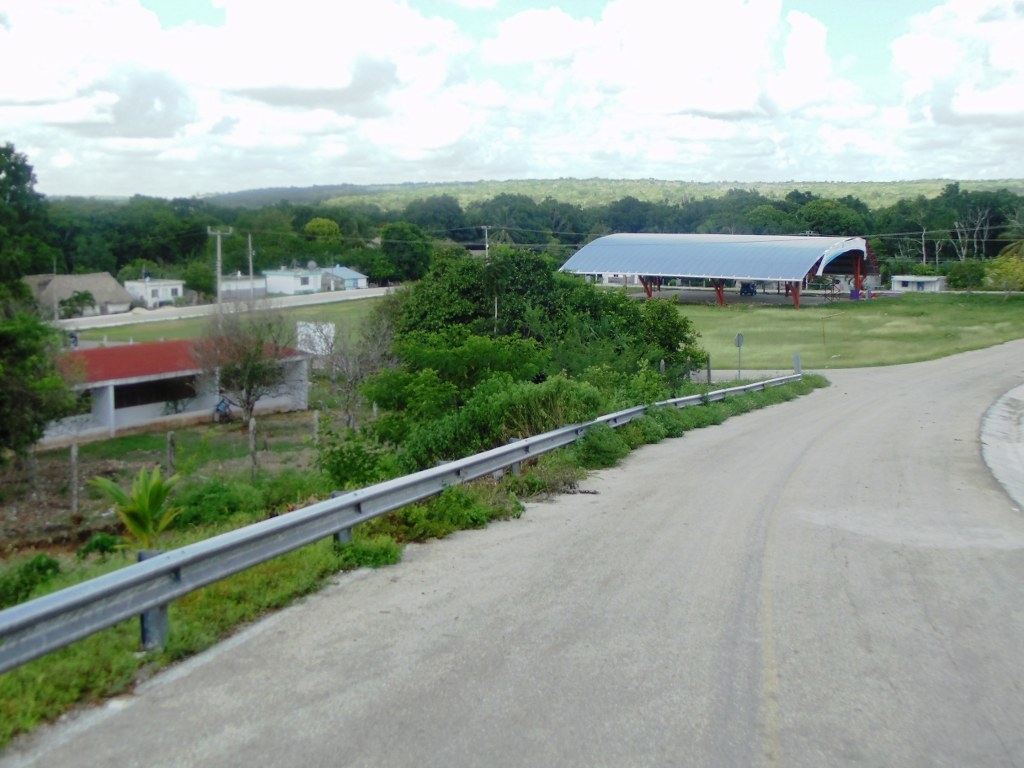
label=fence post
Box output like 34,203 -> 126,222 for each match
167,431 -> 176,475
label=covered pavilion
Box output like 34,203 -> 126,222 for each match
559,233 -> 869,308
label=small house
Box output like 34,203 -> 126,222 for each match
264,268 -> 322,296
322,265 -> 369,290
124,278 -> 186,308
22,273 -> 133,318
890,275 -> 946,293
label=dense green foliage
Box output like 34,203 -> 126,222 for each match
0,554 -> 61,609
5,138 -> 1021,291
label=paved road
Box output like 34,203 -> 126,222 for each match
6,342 -> 1024,767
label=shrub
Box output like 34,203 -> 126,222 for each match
633,414 -> 668,444
648,406 -> 688,438
173,477 -> 264,528
0,554 -> 61,609
75,532 -> 126,560
574,423 -> 630,468
335,535 -> 403,569
502,449 -> 586,498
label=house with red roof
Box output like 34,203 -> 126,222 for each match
43,339 -> 308,446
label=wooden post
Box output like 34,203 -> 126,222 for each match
166,431 -> 176,475
70,443 -> 79,516
249,417 -> 258,480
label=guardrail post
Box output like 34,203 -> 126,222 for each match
334,528 -> 352,546
793,352 -> 802,375
137,551 -> 169,651
509,438 -> 522,477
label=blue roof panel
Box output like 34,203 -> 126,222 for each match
560,233 -> 867,282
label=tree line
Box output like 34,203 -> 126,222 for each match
3,141 -> 1024,298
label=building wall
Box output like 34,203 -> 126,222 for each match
890,275 -> 946,293
265,271 -> 322,295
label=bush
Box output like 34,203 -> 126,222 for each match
335,535 -> 403,570
648,406 -> 688,438
173,477 -> 264,528
633,414 -> 668,444
76,532 -> 126,560
0,554 -> 61,609
573,423 -> 630,468
502,449 -> 586,498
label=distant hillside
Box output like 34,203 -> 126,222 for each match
205,178 -> 1024,211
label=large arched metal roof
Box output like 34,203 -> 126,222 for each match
560,233 -> 867,282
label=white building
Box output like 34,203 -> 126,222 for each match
890,275 -> 947,293
124,278 -> 186,308
221,272 -> 267,300
322,265 -> 369,290
264,268 -> 322,295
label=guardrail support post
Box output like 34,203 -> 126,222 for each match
794,352 -> 802,375
137,550 -> 169,651
334,528 -> 352,546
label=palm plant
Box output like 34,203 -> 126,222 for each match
88,466 -> 182,551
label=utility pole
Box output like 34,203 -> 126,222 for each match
482,225 -> 490,256
247,233 -> 255,304
207,226 -> 233,319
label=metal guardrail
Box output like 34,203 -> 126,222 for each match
0,374 -> 799,674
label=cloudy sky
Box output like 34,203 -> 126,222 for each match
2,0 -> 1022,198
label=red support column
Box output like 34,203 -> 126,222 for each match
713,280 -> 726,306
638,276 -> 653,298
854,254 -> 863,292
791,281 -> 801,309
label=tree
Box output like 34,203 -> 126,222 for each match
58,290 -> 95,319
303,217 -> 341,240
379,222 -> 433,281
0,308 -> 76,462
315,302 -> 396,429
0,143 -> 58,281
193,308 -> 298,423
87,467 -> 181,551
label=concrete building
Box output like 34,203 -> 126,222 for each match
43,339 -> 309,447
322,265 -> 369,290
124,278 -> 186,308
22,273 -> 133,318
890,275 -> 947,293
264,268 -> 322,295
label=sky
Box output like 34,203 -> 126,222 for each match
1,0 -> 1022,198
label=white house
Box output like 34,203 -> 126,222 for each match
264,268 -> 322,295
124,278 -> 186,308
890,275 -> 947,293
322,265 -> 369,290
221,272 -> 268,300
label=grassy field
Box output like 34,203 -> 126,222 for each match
74,291 -> 1024,371
73,298 -> 379,344
685,292 -> 1024,371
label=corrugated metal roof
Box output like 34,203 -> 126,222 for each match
62,339 -> 306,387
560,233 -> 867,282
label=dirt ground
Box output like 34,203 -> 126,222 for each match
0,411 -> 321,558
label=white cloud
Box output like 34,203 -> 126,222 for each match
1,0 -> 1023,196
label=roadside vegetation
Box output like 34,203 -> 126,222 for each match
5,140 -> 1024,751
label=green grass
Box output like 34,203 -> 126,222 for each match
77,292 -> 1024,371
685,293 -> 1024,371
74,297 -> 379,344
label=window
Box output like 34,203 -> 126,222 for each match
171,288 -> 179,297
300,277 -> 309,286
151,289 -> 158,298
